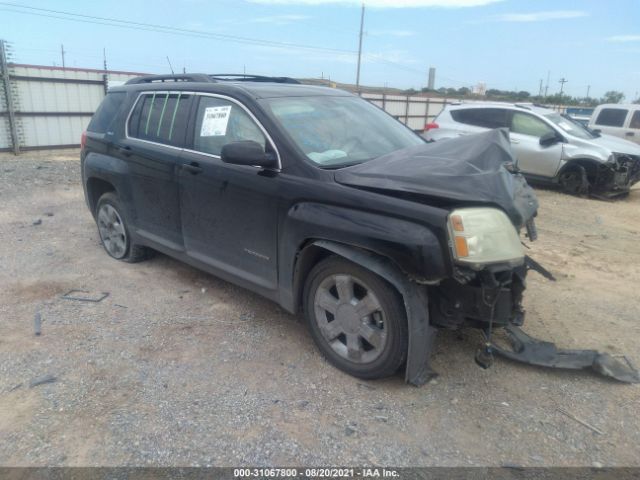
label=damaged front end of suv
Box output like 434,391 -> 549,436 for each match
595,153 -> 640,196
336,129 -> 639,385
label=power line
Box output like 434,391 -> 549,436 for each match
0,3 -> 357,56
355,3 -> 365,89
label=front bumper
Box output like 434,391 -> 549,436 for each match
429,264 -> 526,330
592,154 -> 640,196
423,258 -> 639,384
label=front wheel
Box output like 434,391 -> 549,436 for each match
558,166 -> 590,195
303,256 -> 408,380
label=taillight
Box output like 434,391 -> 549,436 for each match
80,131 -> 87,151
425,122 -> 439,131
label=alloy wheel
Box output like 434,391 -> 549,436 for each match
313,274 -> 388,364
97,203 -> 127,259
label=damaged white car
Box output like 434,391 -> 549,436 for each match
425,102 -> 640,197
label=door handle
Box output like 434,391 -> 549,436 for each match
182,162 -> 203,175
510,139 -> 520,144
115,144 -> 133,156
626,131 -> 635,136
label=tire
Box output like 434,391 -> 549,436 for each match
95,192 -> 153,263
303,256 -> 408,380
559,166 -> 590,196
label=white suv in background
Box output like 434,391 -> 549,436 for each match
424,103 -> 640,197
589,104 -> 640,144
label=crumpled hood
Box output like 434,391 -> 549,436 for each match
334,128 -> 539,228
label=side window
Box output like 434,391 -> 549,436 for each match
510,112 -> 555,138
595,108 -> 628,127
88,92 -> 126,133
629,110 -> 640,129
451,108 -> 508,129
192,96 -> 266,156
128,92 -> 192,147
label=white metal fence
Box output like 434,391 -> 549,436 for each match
360,92 -> 450,131
0,58 -> 143,153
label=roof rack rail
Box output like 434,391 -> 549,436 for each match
209,74 -> 301,84
125,74 -> 214,85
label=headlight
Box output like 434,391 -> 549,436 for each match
448,207 -> 524,269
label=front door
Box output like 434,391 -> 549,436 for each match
509,111 -> 563,178
179,95 -> 280,291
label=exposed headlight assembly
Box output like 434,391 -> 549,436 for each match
448,207 -> 524,270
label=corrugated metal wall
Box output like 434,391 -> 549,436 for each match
361,93 -> 450,131
0,64 -> 452,151
0,64 -> 144,152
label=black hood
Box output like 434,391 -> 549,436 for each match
334,129 -> 538,227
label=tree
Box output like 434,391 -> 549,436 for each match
601,90 -> 625,104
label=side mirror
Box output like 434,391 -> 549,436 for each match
539,131 -> 560,147
220,141 -> 278,168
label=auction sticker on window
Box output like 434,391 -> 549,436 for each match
200,105 -> 232,136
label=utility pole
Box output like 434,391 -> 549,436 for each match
355,2 -> 365,90
0,39 -> 19,154
586,85 -> 591,99
60,44 -> 66,68
102,47 -> 108,95
558,77 -> 568,96
544,70 -> 550,98
538,79 -> 543,97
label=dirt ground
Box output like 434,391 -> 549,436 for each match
0,150 -> 639,467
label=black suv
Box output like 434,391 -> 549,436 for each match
82,74 -> 636,385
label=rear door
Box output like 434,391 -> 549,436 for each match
625,109 -> 640,144
450,107 -> 509,134
120,91 -> 193,249
591,107 -> 630,139
509,111 -> 563,178
178,94 -> 280,291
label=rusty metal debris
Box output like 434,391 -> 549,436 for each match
557,407 -> 605,435
61,289 -> 109,303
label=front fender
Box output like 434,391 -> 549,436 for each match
281,202 -> 449,283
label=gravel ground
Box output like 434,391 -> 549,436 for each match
0,150 -> 639,467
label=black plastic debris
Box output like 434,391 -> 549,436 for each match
491,325 -> 640,383
29,374 -> 57,388
33,312 -> 42,336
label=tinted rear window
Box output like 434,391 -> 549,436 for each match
451,108 -> 509,129
128,92 -> 192,147
595,108 -> 628,127
87,92 -> 126,133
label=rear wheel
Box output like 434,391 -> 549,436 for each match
303,256 -> 408,380
95,192 -> 153,263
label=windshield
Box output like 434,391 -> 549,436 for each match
262,95 -> 425,167
544,112 -> 596,140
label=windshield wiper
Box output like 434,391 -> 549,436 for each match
320,160 -> 366,169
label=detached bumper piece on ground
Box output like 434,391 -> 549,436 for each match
490,325 -> 640,384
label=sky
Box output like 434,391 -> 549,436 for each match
1,0 -> 639,100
